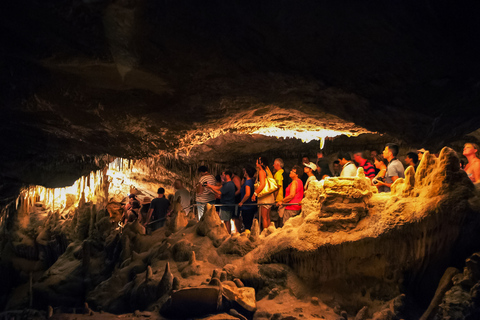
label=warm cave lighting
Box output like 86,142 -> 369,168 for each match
252,127 -> 352,149
16,158 -> 133,216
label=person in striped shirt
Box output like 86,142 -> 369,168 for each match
353,151 -> 376,181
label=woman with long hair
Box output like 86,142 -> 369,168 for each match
251,156 -> 275,230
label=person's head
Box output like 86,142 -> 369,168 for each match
131,201 -> 141,210
405,152 -> 418,166
222,170 -> 232,181
370,150 -> 379,159
353,151 -> 366,164
273,158 -> 284,171
333,160 -> 341,172
174,179 -> 183,190
157,187 -> 165,196
383,143 -> 399,160
244,165 -> 256,179
128,194 -> 137,204
303,162 -> 317,175
256,156 -> 269,169
337,151 -> 352,166
317,151 -> 325,159
215,175 -> 222,183
417,148 -> 427,161
301,156 -> 310,165
463,143 -> 479,158
198,165 -> 209,175
373,155 -> 388,169
290,165 -> 303,179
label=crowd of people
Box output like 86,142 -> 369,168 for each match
122,142 -> 480,234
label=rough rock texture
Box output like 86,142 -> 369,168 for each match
197,204 -> 230,247
303,167 -> 374,232
3,146 -> 480,319
239,147 -> 478,310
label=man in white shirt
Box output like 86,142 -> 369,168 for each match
338,151 -> 357,177
196,166 -> 216,220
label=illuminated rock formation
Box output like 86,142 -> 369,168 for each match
238,147 -> 479,310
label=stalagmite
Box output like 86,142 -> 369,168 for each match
196,204 -> 229,247
402,166 -> 416,197
157,262 -> 174,297
146,265 -> 153,282
249,219 -> 260,242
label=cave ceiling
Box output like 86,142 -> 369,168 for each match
1,0 -> 480,192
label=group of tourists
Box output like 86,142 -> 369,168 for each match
122,142 -> 480,234
121,179 -> 192,232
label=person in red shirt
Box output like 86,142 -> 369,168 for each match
353,151 -> 376,180
276,165 -> 304,224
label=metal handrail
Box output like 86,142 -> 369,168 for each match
144,203 -> 302,227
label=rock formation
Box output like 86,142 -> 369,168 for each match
1,147 -> 480,319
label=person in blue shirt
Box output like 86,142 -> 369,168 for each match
207,170 -> 236,233
238,165 -> 257,231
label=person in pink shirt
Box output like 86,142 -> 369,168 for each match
276,165 -> 304,224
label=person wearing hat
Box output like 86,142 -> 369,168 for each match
303,162 -> 318,191
417,148 -> 427,162
139,196 -> 151,224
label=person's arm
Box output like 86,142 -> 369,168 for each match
239,185 -> 251,207
278,180 -> 297,206
252,170 -> 266,201
273,173 -> 283,201
206,183 -> 222,196
196,180 -> 204,195
145,208 -> 153,225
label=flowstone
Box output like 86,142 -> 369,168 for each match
241,147 -> 479,311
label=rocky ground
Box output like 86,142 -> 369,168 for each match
1,147 -> 480,320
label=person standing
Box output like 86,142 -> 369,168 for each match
353,151 -> 375,180
300,156 -> 310,187
272,158 -> 285,227
173,179 -> 191,214
208,171 -> 237,233
251,157 -> 275,231
464,143 -> 480,183
331,160 -> 342,177
303,162 -> 318,191
376,143 -> 405,192
238,166 -> 257,231
372,155 -> 388,193
196,166 -> 216,220
316,151 -> 332,179
277,165 -> 304,224
338,152 -> 357,177
146,188 -> 170,231
404,152 -> 419,172
231,171 -> 242,205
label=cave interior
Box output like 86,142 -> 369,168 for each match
1,1 -> 480,319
